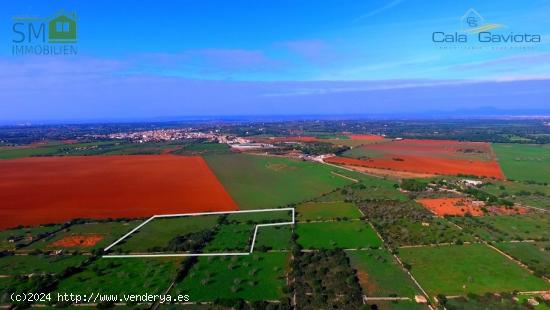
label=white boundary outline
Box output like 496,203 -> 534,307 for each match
102,208 -> 295,258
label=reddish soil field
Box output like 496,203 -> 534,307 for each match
0,155 -> 238,229
335,139 -> 504,178
360,139 -> 496,161
486,205 -> 529,215
346,134 -> 385,141
325,155 -> 505,179
417,198 -> 484,216
356,270 -> 377,294
50,235 -> 103,247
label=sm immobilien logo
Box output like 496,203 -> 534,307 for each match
12,10 -> 78,56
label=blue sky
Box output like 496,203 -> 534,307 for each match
1,0 -> 550,121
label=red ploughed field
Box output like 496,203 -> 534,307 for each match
0,155 -> 238,229
50,235 -> 104,247
360,139 -> 496,161
326,155 -> 504,179
417,198 -> 484,216
328,139 -> 505,179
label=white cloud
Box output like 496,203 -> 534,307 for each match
355,0 -> 405,21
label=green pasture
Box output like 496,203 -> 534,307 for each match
347,249 -> 419,297
495,241 -> 550,278
55,258 -> 182,296
28,221 -> 141,251
297,201 -> 362,221
204,154 -> 355,209
174,253 -> 288,301
113,216 -> 219,253
399,244 -> 550,298
0,254 -> 87,276
297,221 -> 381,249
493,143 -> 550,183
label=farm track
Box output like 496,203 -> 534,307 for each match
330,171 -> 359,183
363,220 -> 434,309
435,214 -> 550,292
485,242 -> 550,284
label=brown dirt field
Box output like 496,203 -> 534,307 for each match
356,270 -> 378,295
360,139 -> 496,161
0,155 -> 238,229
325,155 -> 504,179
487,205 -> 529,215
346,134 -> 385,141
417,198 -> 484,216
50,235 -> 103,247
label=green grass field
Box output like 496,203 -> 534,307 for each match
482,180 -> 550,210
0,225 -> 61,250
204,154 -> 355,209
0,141 -> 200,159
110,210 -> 293,254
174,253 -> 288,301
297,221 -> 381,249
297,202 -> 362,221
28,221 -> 141,251
493,143 -> 550,183
0,278 -> 16,303
0,277 -> 45,304
0,254 -> 87,275
85,141 -> 184,155
342,146 -> 383,159
324,139 -> 387,148
301,131 -> 350,140
399,244 -> 550,297
114,216 -> 219,253
225,210 -> 292,224
55,258 -> 182,296
0,141 -> 117,159
445,295 -> 540,310
367,301 -> 429,310
449,215 -> 550,242
173,142 -> 230,155
203,224 -> 253,252
480,215 -> 550,240
315,179 -> 406,202
495,241 -> 550,278
347,250 -> 419,297
483,180 -> 550,197
254,226 -> 292,251
379,218 -> 475,247
0,142 -> 75,159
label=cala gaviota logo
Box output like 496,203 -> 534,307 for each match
432,8 -> 541,44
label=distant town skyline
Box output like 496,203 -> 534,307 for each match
2,0 -> 550,122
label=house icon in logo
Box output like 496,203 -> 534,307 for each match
461,8 -> 484,32
48,11 -> 77,43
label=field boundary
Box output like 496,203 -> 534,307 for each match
102,208 -> 295,258
364,220 -> 434,309
330,171 -> 359,183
